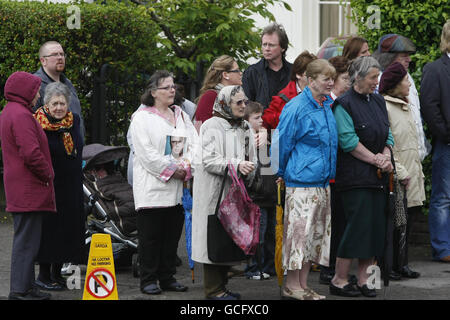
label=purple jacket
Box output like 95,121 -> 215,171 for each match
0,71 -> 56,213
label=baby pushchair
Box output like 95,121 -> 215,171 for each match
82,143 -> 139,277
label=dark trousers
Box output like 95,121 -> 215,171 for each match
38,263 -> 63,282
203,264 -> 231,297
245,206 -> 276,275
393,206 -> 421,271
10,212 -> 43,293
137,205 -> 184,289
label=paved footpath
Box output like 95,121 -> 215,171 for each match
1,218 -> 449,304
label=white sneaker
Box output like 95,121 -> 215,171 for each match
61,263 -> 78,276
248,272 -> 270,280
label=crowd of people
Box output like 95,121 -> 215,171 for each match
0,19 -> 449,301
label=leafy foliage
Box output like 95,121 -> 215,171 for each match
142,0 -> 292,73
0,0 -> 290,144
350,0 -> 449,86
0,0 -> 161,139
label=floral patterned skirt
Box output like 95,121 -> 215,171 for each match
282,186 -> 332,270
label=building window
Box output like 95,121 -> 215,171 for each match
319,1 -> 356,44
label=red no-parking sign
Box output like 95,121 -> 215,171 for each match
86,268 -> 116,299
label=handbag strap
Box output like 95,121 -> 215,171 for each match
387,145 -> 397,174
228,163 -> 251,202
214,165 -> 229,216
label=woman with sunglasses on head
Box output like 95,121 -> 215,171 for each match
272,59 -> 338,300
192,85 -> 258,300
128,70 -> 199,296
194,55 -> 243,130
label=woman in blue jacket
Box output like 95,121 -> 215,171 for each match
272,59 -> 337,300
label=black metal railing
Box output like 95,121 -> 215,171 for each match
89,62 -> 204,147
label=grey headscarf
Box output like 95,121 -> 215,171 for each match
212,85 -> 249,129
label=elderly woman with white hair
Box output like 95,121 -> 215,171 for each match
192,85 -> 257,300
330,56 -> 394,298
33,81 -> 85,291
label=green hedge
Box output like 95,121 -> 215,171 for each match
351,0 -> 450,214
0,0 -> 161,142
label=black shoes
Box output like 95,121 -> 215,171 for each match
357,284 -> 377,298
389,270 -> 402,281
387,266 -> 421,281
141,283 -> 162,295
142,281 -> 188,295
399,266 -> 421,279
161,281 -> 188,292
329,282 -> 361,297
8,288 -> 51,300
35,279 -> 65,291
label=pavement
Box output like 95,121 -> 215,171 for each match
1,214 -> 449,303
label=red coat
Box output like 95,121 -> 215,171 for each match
262,81 -> 299,130
0,72 -> 56,213
194,89 -> 218,124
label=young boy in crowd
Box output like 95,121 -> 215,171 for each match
244,101 -> 278,280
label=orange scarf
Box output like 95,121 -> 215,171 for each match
34,107 -> 75,156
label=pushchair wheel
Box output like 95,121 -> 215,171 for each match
132,253 -> 140,278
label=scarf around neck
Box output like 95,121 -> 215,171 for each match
34,106 -> 75,156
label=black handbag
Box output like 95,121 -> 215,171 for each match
207,166 -> 247,263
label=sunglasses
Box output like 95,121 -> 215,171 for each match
227,69 -> 241,73
234,99 -> 249,106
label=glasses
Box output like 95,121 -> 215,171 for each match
227,69 -> 241,73
43,52 -> 66,58
234,99 -> 249,106
157,85 -> 177,91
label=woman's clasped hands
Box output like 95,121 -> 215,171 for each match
373,153 -> 393,173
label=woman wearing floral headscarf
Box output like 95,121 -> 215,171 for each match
192,85 -> 258,300
33,82 -> 85,291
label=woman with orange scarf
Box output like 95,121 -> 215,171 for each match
33,82 -> 85,291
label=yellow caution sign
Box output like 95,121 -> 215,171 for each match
82,233 -> 118,300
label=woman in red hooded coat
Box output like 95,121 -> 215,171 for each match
0,71 -> 56,300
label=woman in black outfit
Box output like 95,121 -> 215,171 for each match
34,82 -> 85,290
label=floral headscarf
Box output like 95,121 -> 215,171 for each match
212,85 -> 249,130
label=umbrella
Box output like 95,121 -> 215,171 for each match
182,183 -> 195,283
393,176 -> 408,276
382,171 -> 395,299
274,182 -> 285,289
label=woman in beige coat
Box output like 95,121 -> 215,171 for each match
192,85 -> 257,300
379,62 -> 425,279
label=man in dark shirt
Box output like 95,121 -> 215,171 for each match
34,41 -> 85,141
242,23 -> 292,110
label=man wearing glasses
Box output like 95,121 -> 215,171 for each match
242,23 -> 292,110
34,41 -> 84,141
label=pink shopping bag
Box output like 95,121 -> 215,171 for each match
217,163 -> 261,255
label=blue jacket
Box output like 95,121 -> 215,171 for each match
271,86 -> 338,188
